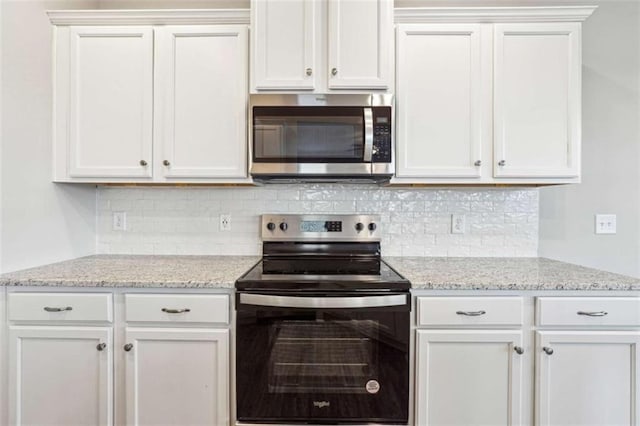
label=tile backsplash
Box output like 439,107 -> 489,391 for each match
97,185 -> 539,257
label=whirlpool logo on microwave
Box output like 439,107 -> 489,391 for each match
313,401 -> 330,408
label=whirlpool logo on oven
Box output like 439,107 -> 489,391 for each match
313,401 -> 330,408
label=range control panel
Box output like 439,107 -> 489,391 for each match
372,107 -> 392,163
262,214 -> 380,242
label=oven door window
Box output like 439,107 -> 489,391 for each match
253,107 -> 364,163
236,305 -> 409,423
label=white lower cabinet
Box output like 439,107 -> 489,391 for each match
8,326 -> 113,426
124,327 -> 230,426
536,331 -> 640,426
416,329 -> 523,426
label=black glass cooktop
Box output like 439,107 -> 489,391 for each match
235,259 -> 410,292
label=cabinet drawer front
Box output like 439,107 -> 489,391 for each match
8,293 -> 112,322
537,297 -> 640,327
417,297 -> 523,327
125,294 -> 229,324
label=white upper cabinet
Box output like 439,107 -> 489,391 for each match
327,0 -> 392,90
50,11 -> 251,183
251,0 -> 392,92
393,7 -> 595,185
494,23 -> 581,178
251,0 -> 317,90
66,26 -> 153,179
396,24 -> 484,178
155,26 -> 248,179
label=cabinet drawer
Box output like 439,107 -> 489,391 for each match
125,294 -> 229,324
537,297 -> 640,327
8,292 -> 112,322
417,297 -> 523,327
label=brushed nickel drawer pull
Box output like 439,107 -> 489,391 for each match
577,311 -> 608,317
543,346 -> 554,355
456,310 -> 486,316
44,306 -> 72,312
124,343 -> 133,352
96,343 -> 107,351
514,346 -> 524,355
162,308 -> 191,314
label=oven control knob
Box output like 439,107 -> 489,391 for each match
279,222 -> 288,231
266,222 -> 276,231
355,222 -> 364,232
368,223 -> 377,231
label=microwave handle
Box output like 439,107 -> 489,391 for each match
363,108 -> 374,162
239,293 -> 407,309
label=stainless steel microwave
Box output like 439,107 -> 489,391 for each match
249,94 -> 394,184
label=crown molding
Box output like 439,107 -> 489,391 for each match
47,9 -> 250,25
394,6 -> 597,24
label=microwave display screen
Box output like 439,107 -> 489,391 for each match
253,107 -> 365,163
376,117 -> 389,124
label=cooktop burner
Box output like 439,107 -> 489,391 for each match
235,214 -> 410,292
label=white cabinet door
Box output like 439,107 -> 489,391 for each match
396,24 -> 484,178
251,0 -> 317,91
124,327 -> 229,426
8,326 -> 113,426
155,26 -> 248,179
536,331 -> 640,426
494,23 -> 581,178
416,330 -> 523,426
327,0 -> 392,89
68,26 -> 153,178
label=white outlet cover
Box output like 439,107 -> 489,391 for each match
113,211 -> 126,231
451,214 -> 465,234
220,214 -> 231,231
595,214 -> 616,234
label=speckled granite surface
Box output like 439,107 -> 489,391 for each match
385,257 -> 640,291
1,255 -> 638,291
0,255 -> 260,288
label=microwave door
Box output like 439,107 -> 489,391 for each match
252,106 -> 368,164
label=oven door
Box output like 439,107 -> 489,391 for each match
236,292 -> 410,424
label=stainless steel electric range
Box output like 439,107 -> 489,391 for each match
235,214 -> 410,425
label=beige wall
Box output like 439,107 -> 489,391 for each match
538,0 -> 640,277
0,0 -> 98,273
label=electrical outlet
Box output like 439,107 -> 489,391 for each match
113,211 -> 127,231
595,214 -> 616,234
220,214 -> 231,231
451,214 -> 465,234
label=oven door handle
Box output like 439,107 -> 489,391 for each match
239,293 -> 407,309
363,108 -> 374,162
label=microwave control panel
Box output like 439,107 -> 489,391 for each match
372,107 -> 392,163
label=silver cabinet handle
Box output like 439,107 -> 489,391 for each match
514,346 -> 524,355
240,293 -> 406,309
456,310 -> 486,316
96,343 -> 107,351
577,311 -> 608,317
331,68 -> 338,76
161,308 -> 191,314
498,160 -> 506,166
44,306 -> 72,312
474,160 -> 482,166
363,108 -> 373,162
139,160 -> 148,166
306,68 -> 312,76
163,160 -> 170,166
124,343 -> 133,352
543,346 -> 554,355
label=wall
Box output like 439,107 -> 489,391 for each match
97,186 -> 539,257
538,0 -> 640,277
0,0 -> 98,273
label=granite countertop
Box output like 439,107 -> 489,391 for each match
0,255 -> 260,288
384,257 -> 640,291
1,255 -> 639,291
